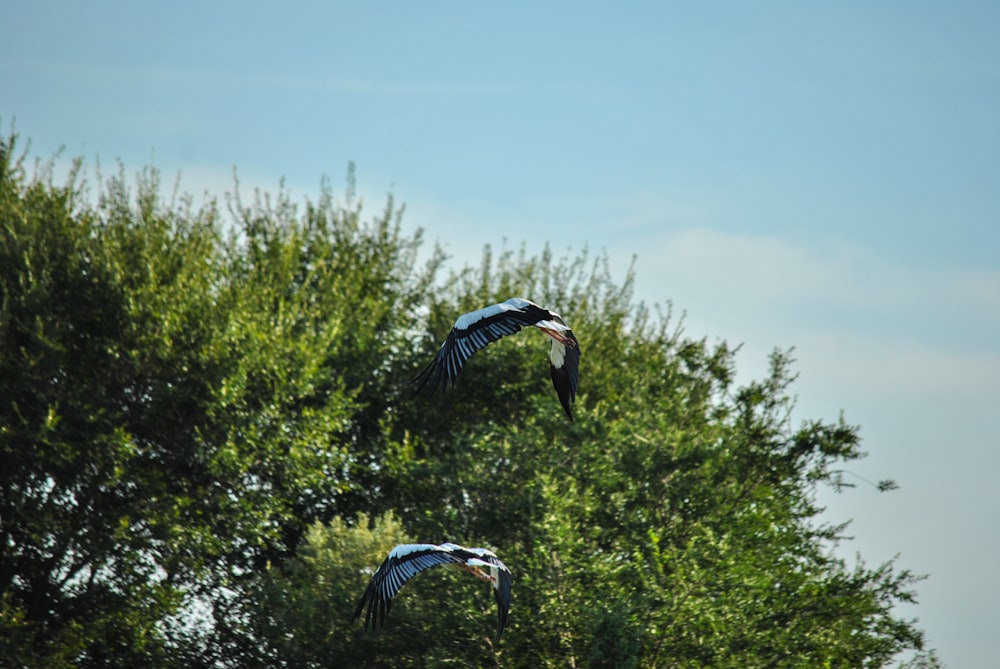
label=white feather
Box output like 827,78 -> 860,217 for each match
389,543 -> 446,559
549,340 -> 566,368
454,299 -> 523,330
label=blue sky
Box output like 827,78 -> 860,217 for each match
4,1 -> 998,665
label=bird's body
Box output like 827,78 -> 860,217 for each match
353,542 -> 513,641
415,297 -> 581,420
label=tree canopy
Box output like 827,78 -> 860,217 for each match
0,131 -> 940,668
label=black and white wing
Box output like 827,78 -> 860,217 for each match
458,546 -> 514,641
414,297 -> 553,393
353,542 -> 514,641
479,553 -> 513,641
548,327 -> 580,420
352,543 -> 466,632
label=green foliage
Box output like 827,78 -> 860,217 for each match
236,512 -> 413,668
238,512 -> 507,668
0,128 -> 939,667
0,132 -> 439,666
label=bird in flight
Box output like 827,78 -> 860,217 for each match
353,542 -> 513,642
414,297 -> 581,420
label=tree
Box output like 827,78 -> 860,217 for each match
0,129 -> 940,667
0,132 -> 439,666
253,245 -> 938,668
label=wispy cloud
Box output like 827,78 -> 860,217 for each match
632,227 -> 1000,348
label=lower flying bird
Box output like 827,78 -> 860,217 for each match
414,297 -> 581,420
353,542 -> 513,641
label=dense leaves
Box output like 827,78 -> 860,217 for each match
0,130 -> 939,667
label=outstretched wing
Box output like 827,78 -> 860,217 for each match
352,544 -> 465,631
549,329 -> 581,421
492,563 -> 514,642
414,298 -> 552,393
454,548 -> 514,642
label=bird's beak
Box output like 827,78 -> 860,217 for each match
539,326 -> 575,347
463,565 -> 495,583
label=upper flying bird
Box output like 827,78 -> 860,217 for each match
353,542 -> 513,642
414,297 -> 581,420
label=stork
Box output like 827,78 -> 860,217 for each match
414,297 -> 580,420
353,542 -> 513,642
